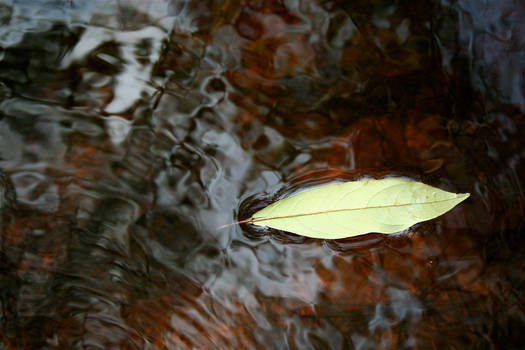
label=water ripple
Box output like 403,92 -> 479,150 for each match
0,0 -> 524,349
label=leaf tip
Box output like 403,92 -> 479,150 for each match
458,192 -> 470,200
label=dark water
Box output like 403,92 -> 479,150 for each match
0,0 -> 524,349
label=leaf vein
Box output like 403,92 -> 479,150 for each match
249,197 -> 462,224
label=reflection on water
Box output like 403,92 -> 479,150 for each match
1,0 -> 524,348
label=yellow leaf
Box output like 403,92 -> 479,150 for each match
247,179 -> 469,239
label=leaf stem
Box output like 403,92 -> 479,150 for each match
217,218 -> 253,229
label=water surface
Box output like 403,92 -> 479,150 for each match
1,0 -> 524,348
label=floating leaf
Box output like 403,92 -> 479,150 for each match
244,179 -> 469,239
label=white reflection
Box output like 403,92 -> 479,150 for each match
62,26 -> 167,114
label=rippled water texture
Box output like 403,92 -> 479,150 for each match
1,0 -> 524,348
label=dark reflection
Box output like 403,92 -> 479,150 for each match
327,233 -> 387,252
0,0 -> 524,348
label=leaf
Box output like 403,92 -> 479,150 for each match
246,179 -> 469,239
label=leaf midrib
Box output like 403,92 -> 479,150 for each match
249,196 -> 465,224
